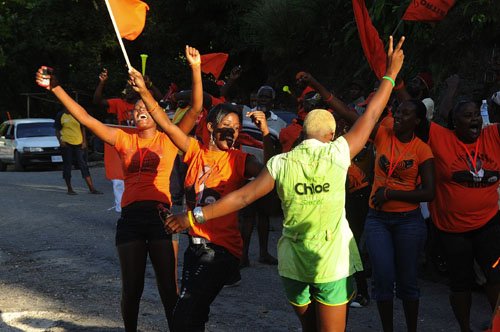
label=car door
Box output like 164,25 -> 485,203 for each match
0,122 -> 13,161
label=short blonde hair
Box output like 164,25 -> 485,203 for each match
303,109 -> 336,138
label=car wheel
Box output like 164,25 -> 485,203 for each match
0,160 -> 6,171
14,151 -> 24,171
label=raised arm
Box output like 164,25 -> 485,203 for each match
36,67 -> 118,145
298,72 -> 358,125
243,110 -> 275,178
438,74 -> 460,121
220,65 -> 242,99
164,168 -> 276,233
178,46 -> 203,133
128,46 -> 203,153
92,68 -> 110,109
344,36 -> 405,159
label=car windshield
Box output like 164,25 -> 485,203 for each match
16,123 -> 55,138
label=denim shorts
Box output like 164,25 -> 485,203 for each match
365,208 -> 427,301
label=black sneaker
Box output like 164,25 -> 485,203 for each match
223,270 -> 241,288
349,294 -> 370,308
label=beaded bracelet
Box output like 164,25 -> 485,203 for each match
189,61 -> 201,67
382,76 -> 396,87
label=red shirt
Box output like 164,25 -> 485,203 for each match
279,120 -> 303,153
428,123 -> 500,232
183,138 -> 248,258
107,98 -> 135,125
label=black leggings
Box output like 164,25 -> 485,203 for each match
115,201 -> 178,331
117,239 -> 178,331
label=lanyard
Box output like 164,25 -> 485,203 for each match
136,132 -> 158,181
457,138 -> 480,175
387,134 -> 415,178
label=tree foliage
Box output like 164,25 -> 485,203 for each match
1,0 -> 499,119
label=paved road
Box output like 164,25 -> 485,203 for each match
0,165 -> 493,331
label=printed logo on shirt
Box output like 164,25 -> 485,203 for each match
185,164 -> 223,209
127,150 -> 160,175
294,182 -> 330,195
379,154 -> 414,181
451,152 -> 499,188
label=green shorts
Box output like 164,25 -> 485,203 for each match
281,275 -> 355,306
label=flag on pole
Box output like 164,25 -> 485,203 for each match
108,0 -> 150,41
200,53 -> 229,80
403,0 -> 456,22
352,0 -> 386,79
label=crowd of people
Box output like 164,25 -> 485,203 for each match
35,35 -> 499,332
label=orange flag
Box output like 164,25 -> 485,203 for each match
200,53 -> 229,80
403,0 -> 456,22
108,0 -> 150,41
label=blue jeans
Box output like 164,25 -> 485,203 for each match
365,208 -> 426,301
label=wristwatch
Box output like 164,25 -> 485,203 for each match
192,206 -> 206,224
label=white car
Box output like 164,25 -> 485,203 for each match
0,119 -> 62,171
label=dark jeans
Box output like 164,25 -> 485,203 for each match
61,144 -> 90,180
172,242 -> 239,332
365,208 -> 427,301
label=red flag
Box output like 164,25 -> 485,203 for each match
352,0 -> 386,79
108,0 -> 149,41
403,0 -> 456,22
200,53 -> 229,80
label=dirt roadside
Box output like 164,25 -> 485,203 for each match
0,166 -> 493,331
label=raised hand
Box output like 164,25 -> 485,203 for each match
98,68 -> 108,83
185,45 -> 201,66
445,74 -> 460,88
228,65 -> 242,80
127,67 -> 147,93
386,36 -> 405,78
35,66 -> 59,90
247,110 -> 270,136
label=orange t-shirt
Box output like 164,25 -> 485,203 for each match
183,138 -> 248,258
380,113 -> 394,128
428,123 -> 500,232
114,130 -> 178,208
347,163 -> 370,193
107,98 -> 135,125
370,126 -> 434,212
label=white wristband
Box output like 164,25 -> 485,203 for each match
192,206 -> 206,224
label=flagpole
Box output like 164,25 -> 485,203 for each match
391,18 -> 404,37
103,0 -> 132,71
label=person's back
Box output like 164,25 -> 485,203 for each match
268,118 -> 362,282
